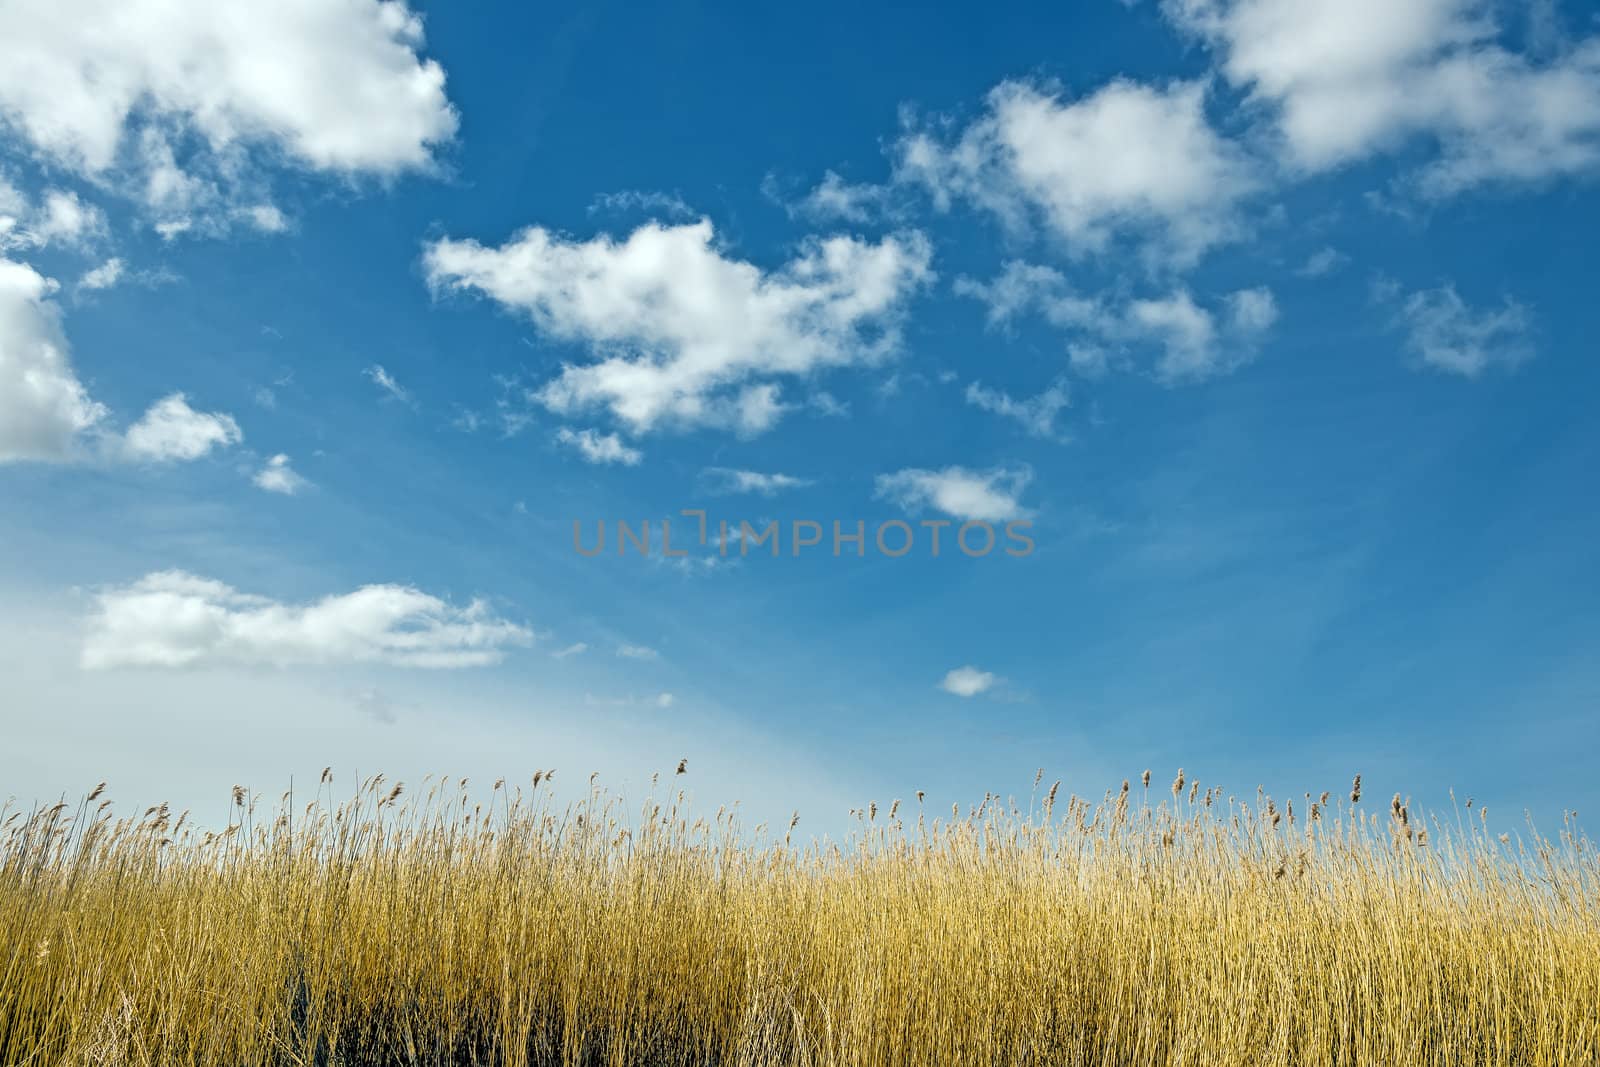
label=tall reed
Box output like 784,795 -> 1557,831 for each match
3,769 -> 1596,1066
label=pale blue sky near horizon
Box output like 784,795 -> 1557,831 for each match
1,0 -> 1597,834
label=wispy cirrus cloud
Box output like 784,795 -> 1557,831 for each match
699,467 -> 813,495
964,379 -> 1070,439
364,364 -> 412,405
765,170 -> 898,224
1378,280 -> 1534,376
1296,247 -> 1350,278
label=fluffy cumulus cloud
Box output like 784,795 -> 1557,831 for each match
875,465 -> 1033,522
81,571 -> 532,670
554,427 -> 643,466
422,219 -> 934,436
0,0 -> 457,233
1,262 -> 245,464
939,665 -> 998,698
0,257 -> 108,461
121,393 -> 241,463
897,79 -> 1257,265
1164,0 -> 1600,193
957,261 -> 1277,383
1387,282 -> 1533,376
253,453 -> 310,494
700,467 -> 813,495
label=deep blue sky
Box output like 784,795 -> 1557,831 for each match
1,0 -> 1597,833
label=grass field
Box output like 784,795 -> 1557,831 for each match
3,767 -> 1597,1066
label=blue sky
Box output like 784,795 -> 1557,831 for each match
2,0 -> 1598,833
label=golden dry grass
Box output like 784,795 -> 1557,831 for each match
3,768 -> 1598,1066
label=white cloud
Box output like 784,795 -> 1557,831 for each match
955,261 -> 1105,330
253,453 -> 309,495
655,692 -> 675,709
2,262 -> 240,465
422,219 -> 933,436
1126,291 -> 1225,381
700,467 -> 813,495
654,552 -> 732,578
807,391 -> 850,418
1128,287 -> 1279,382
12,190 -> 107,250
242,204 -> 290,234
77,257 -> 125,291
1227,286 -> 1280,333
897,78 -> 1257,265
958,262 -> 1277,383
1,257 -> 109,462
1296,247 -> 1349,277
1164,0 -> 1600,193
122,393 -> 241,463
1065,343 -> 1111,379
939,665 -> 998,698
33,190 -> 105,246
363,363 -> 410,404
0,176 -> 22,216
617,643 -> 660,661
0,0 -> 457,233
0,1 -> 455,173
729,382 -> 789,435
554,426 -> 643,466
588,190 -> 695,219
1389,282 -> 1533,376
550,642 -> 588,659
82,571 -> 530,670
788,170 -> 894,223
80,258 -> 176,293
0,187 -> 108,252
965,379 -> 1070,439
875,465 -> 1033,522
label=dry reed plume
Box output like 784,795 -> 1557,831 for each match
3,768 -> 1598,1066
